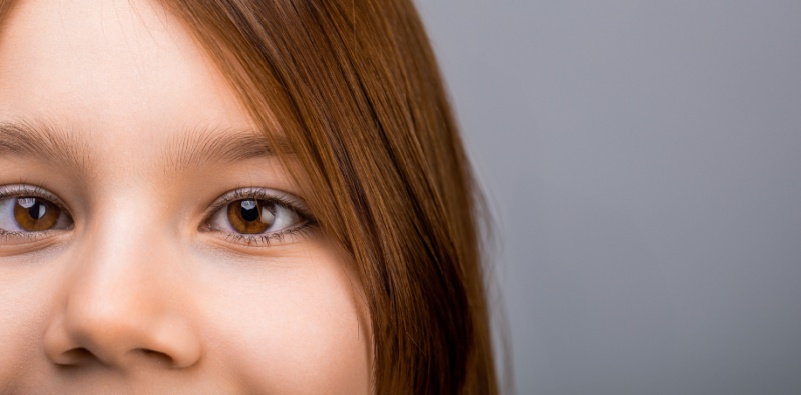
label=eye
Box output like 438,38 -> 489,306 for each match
202,188 -> 315,246
217,198 -> 301,234
0,186 -> 73,236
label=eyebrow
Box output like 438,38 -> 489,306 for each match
0,119 -> 93,174
165,124 -> 290,173
0,119 -> 290,176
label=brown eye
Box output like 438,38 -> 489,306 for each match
226,199 -> 277,234
13,197 -> 61,231
204,190 -> 310,244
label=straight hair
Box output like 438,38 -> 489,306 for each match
0,0 -> 500,393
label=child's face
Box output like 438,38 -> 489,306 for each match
0,0 -> 370,392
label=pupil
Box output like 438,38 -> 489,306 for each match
240,200 -> 259,222
27,200 -> 46,220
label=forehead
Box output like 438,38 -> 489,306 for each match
0,0 -> 252,150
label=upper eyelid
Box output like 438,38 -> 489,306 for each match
0,184 -> 70,210
204,187 -> 313,218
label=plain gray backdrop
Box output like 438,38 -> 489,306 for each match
414,1 -> 801,394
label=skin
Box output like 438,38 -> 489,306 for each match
0,0 -> 371,393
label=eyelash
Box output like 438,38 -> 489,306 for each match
0,184 -> 318,247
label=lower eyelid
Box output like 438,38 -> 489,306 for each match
217,221 -> 317,247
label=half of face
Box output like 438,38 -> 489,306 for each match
0,0 -> 371,393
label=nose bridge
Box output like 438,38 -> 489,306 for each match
69,224 -> 161,331
45,196 -> 201,368
69,197 -> 165,316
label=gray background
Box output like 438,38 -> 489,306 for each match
414,1 -> 801,394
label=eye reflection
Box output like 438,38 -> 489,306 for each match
227,199 -> 276,234
0,190 -> 73,234
14,197 -> 61,231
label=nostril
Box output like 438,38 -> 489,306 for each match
55,347 -> 96,366
51,347 -> 185,369
44,310 -> 203,369
133,348 -> 174,367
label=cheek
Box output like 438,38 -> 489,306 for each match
0,272 -> 37,385
0,256 -> 64,385
193,246 -> 372,394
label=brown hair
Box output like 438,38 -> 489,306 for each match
1,0 -> 500,393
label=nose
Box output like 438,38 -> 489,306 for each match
43,216 -> 202,370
